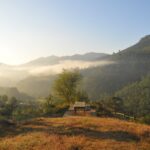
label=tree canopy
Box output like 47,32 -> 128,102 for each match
53,70 -> 82,104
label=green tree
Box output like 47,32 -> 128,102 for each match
0,96 -> 18,119
42,94 -> 56,115
53,70 -> 82,104
5,97 -> 18,119
95,101 -> 112,117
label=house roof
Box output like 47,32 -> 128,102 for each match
73,101 -> 86,108
68,101 -> 88,111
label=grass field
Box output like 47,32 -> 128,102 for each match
0,117 -> 150,150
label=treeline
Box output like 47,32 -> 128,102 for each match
0,94 -> 69,122
0,95 -> 39,121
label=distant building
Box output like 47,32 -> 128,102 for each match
64,101 -> 95,117
69,101 -> 90,112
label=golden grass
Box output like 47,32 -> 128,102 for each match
0,117 -> 150,150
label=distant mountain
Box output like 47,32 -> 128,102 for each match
61,52 -> 108,61
2,35 -> 150,100
22,52 -> 108,67
0,87 -> 33,100
16,53 -> 110,98
22,55 -> 59,67
110,35 -> 150,61
0,52 -> 109,88
16,35 -> 150,99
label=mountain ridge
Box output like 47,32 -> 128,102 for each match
1,35 -> 150,99
21,52 -> 109,67
0,52 -> 109,67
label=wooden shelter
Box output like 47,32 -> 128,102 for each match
73,101 -> 86,113
67,101 -> 91,115
63,101 -> 96,117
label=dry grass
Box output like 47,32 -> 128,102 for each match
0,117 -> 150,150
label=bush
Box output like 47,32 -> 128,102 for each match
94,102 -> 113,117
55,104 -> 69,116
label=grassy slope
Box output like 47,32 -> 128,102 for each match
0,117 -> 150,150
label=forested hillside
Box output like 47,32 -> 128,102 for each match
15,35 -> 150,100
82,35 -> 150,100
115,75 -> 150,123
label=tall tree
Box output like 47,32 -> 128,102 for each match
53,70 -> 82,104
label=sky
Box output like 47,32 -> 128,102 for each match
0,0 -> 150,65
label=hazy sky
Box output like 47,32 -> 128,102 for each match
0,0 -> 150,65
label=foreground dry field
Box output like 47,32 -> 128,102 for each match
0,117 -> 150,150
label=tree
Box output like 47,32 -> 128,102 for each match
95,101 -> 112,117
53,70 -> 82,104
43,95 -> 55,115
0,96 -> 18,119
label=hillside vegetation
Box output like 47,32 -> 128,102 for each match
115,75 -> 150,123
15,35 -> 150,100
82,35 -> 150,100
0,117 -> 150,150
